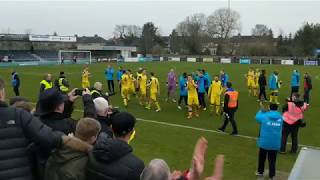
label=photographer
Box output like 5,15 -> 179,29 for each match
83,89 -> 118,137
280,93 -> 308,154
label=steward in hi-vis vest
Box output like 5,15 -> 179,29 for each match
218,82 -> 239,135
40,74 -> 53,93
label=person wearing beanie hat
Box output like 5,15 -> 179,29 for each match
36,88 -> 78,179
87,112 -> 144,180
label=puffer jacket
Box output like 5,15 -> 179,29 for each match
86,137 -> 144,180
0,101 -> 62,180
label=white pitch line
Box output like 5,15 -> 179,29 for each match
72,109 -> 320,150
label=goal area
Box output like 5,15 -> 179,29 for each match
58,50 -> 92,64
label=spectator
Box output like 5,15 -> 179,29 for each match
290,70 -> 300,98
83,95 -> 115,137
9,96 -> 33,112
0,78 -> 91,180
105,64 -> 115,93
255,103 -> 283,180
36,88 -> 78,178
86,112 -> 145,180
303,72 -> 312,104
140,159 -> 171,180
258,69 -> 267,101
142,137 -> 224,180
45,117 -> 101,180
218,82 -> 239,135
11,69 -> 20,96
280,93 -> 308,154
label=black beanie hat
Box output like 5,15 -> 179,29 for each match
38,88 -> 65,115
111,112 -> 136,137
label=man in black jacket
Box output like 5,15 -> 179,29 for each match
0,78 -> 91,180
86,112 -> 145,180
218,82 -> 239,135
258,69 -> 268,101
36,88 -> 79,179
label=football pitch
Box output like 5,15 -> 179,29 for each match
0,62 -> 319,179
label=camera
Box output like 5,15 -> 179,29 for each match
74,88 -> 84,96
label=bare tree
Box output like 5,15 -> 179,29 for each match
206,8 -> 241,39
251,24 -> 272,36
175,13 -> 207,54
113,24 -> 127,39
113,24 -> 142,39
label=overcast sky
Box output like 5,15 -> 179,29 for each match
0,1 -> 319,38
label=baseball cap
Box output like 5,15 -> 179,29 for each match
38,88 -> 65,115
111,112 -> 136,137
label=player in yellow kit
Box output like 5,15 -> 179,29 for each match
120,70 -> 130,107
127,70 -> 136,97
208,75 -> 223,116
187,74 -> 199,119
82,65 -> 91,88
146,72 -> 161,112
246,67 -> 255,96
252,68 -> 260,97
137,69 -> 148,106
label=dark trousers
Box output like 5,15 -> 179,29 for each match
118,80 -> 121,92
281,122 -> 299,153
259,86 -> 267,100
198,92 -> 206,108
13,86 -> 20,96
178,95 -> 188,106
220,109 -> 238,134
107,80 -> 115,93
257,148 -> 277,178
291,86 -> 299,97
304,88 -> 311,104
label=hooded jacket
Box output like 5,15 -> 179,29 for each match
86,137 -> 144,180
0,101 -> 62,180
256,110 -> 283,150
45,146 -> 88,180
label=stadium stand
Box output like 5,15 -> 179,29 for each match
0,50 -> 38,62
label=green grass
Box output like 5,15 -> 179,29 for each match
0,62 -> 319,179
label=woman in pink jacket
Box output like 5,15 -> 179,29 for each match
280,93 -> 308,154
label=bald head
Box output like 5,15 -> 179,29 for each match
140,159 -> 170,180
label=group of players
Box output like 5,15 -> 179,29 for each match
81,65 -> 236,119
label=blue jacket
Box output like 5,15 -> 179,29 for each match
105,68 -> 114,80
11,72 -> 20,87
268,74 -> 277,90
179,76 -> 187,96
256,110 -> 283,150
116,70 -> 123,81
197,76 -> 206,93
220,73 -> 229,87
203,73 -> 211,89
291,71 -> 300,87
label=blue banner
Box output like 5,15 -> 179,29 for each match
239,58 -> 251,64
304,60 -> 318,66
